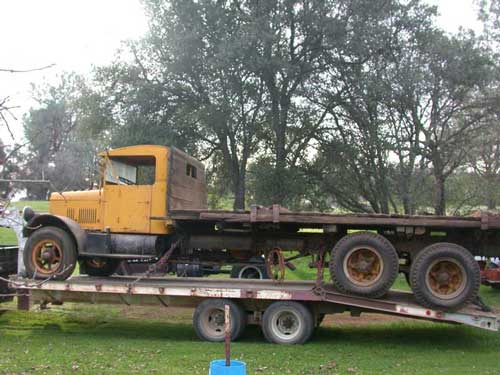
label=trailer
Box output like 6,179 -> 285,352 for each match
10,275 -> 499,344
0,246 -> 18,302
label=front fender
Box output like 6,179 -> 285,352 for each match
24,214 -> 87,254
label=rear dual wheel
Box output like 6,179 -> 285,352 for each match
329,232 -> 399,298
262,301 -> 314,345
410,243 -> 480,311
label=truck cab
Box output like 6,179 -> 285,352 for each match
50,145 -> 207,234
23,145 -> 207,279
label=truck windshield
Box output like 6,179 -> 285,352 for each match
105,156 -> 156,185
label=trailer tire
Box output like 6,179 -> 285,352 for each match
24,226 -> 77,280
193,299 -> 246,342
79,257 -> 120,277
410,243 -> 480,311
329,232 -> 399,298
262,301 -> 314,344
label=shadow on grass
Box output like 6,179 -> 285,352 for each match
2,309 -> 496,350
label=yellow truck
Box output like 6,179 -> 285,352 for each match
21,144 -> 500,312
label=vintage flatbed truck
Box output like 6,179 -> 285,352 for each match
19,145 -> 500,315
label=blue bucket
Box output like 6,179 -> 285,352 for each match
209,360 -> 246,375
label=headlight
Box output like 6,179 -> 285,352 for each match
22,206 -> 35,222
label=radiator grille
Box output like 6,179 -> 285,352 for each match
77,208 -> 97,224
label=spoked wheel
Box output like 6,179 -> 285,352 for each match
24,227 -> 77,280
79,257 -> 120,277
32,240 -> 63,275
192,299 -> 246,342
262,301 -> 314,344
266,248 -> 286,281
410,243 -> 480,311
330,232 -> 399,298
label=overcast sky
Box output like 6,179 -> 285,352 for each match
0,0 -> 483,144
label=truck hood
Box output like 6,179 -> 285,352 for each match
50,189 -> 101,201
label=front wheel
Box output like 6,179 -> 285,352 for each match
23,227 -> 77,280
410,243 -> 480,311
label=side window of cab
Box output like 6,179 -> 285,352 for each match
104,155 -> 156,186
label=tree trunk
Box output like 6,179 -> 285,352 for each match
434,172 -> 446,216
233,171 -> 246,210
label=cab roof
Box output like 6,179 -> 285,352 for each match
98,145 -> 169,158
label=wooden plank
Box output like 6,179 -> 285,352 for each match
168,208 -> 493,229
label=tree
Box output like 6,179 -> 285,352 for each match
23,73 -> 109,198
306,0 -> 437,214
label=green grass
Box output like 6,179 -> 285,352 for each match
0,302 -> 499,375
10,200 -> 49,212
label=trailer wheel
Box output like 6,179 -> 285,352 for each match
24,226 -> 77,280
193,299 -> 246,342
329,232 -> 399,298
79,258 -> 120,277
231,264 -> 269,279
410,243 -> 480,311
262,301 -> 314,345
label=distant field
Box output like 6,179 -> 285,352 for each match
0,201 -> 49,245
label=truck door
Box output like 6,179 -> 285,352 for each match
102,155 -> 156,233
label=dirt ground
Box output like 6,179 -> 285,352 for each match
118,304 -> 411,327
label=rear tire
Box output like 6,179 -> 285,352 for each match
410,243 -> 480,311
231,264 -> 269,279
262,301 -> 314,344
24,227 -> 77,280
329,232 -> 399,298
192,299 -> 246,342
79,258 -> 120,277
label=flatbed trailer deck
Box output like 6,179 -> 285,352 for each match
10,276 -> 499,344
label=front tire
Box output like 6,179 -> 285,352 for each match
329,232 -> 399,298
410,243 -> 480,311
24,227 -> 77,280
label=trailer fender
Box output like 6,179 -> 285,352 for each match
23,214 -> 87,254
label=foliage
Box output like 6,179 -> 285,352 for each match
13,0 -> 500,215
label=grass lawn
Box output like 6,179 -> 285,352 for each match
1,200 -> 499,374
0,296 -> 499,375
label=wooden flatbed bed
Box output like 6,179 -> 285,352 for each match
170,205 -> 500,230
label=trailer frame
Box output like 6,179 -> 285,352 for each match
10,275 -> 499,343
